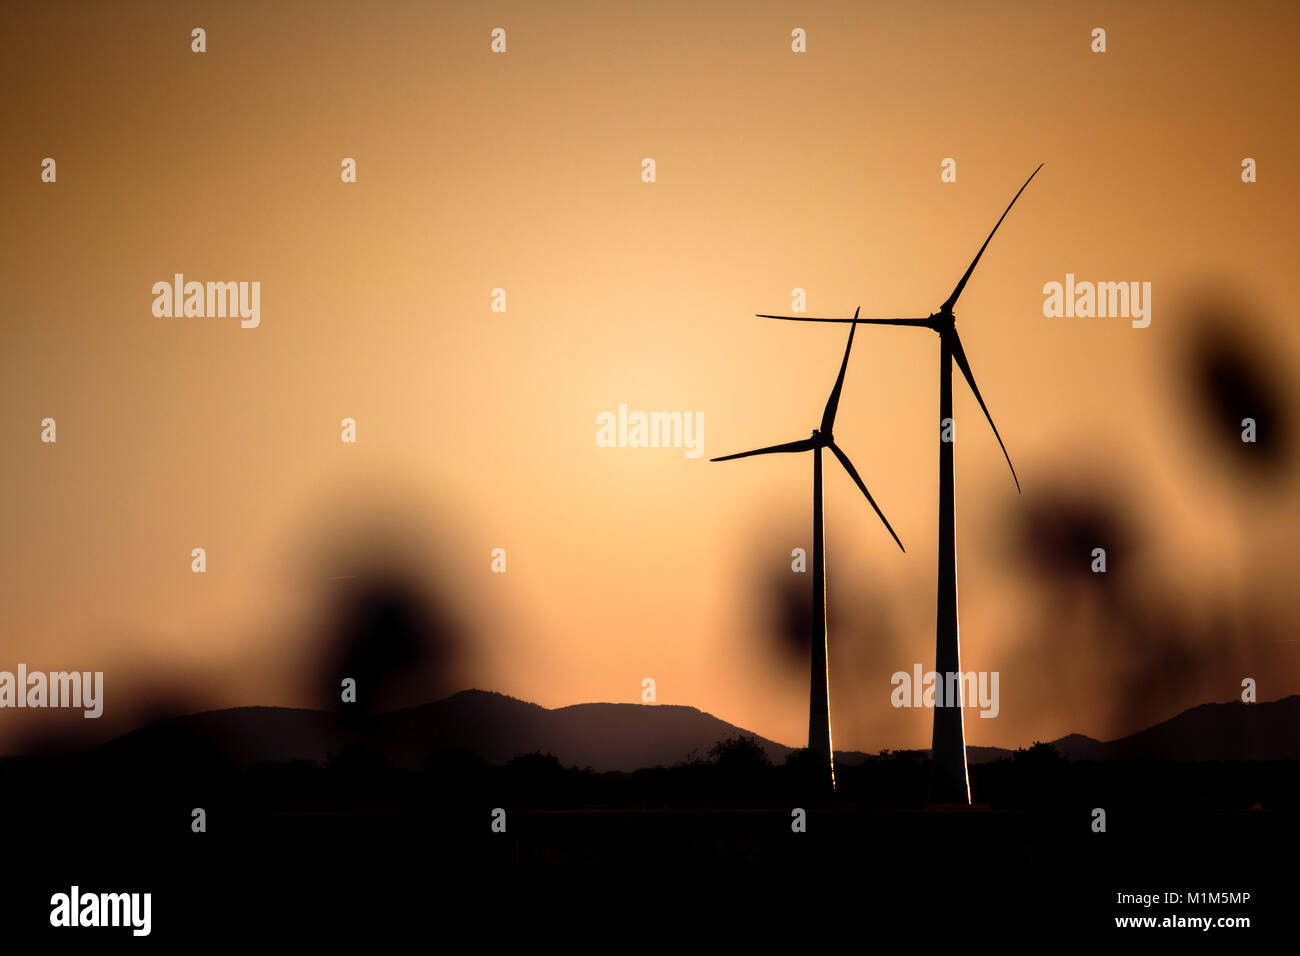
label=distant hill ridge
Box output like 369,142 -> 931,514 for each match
50,689 -> 1300,772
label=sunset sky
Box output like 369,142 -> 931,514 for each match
3,0 -> 1298,756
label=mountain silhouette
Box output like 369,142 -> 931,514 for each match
1049,695 -> 1300,761
377,691 -> 797,770
89,690 -> 794,772
72,689 -> 1300,772
964,696 -> 1300,763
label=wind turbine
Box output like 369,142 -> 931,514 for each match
756,165 -> 1043,803
712,309 -> 905,791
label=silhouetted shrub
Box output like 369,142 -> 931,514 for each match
709,734 -> 771,770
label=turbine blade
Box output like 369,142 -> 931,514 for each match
759,313 -> 931,327
710,437 -> 816,462
820,308 -> 859,432
951,330 -> 1020,492
940,163 -> 1043,314
828,441 -> 905,552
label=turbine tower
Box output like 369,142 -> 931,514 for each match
756,165 -> 1042,803
712,310 -> 905,790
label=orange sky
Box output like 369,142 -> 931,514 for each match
2,0 -> 1298,755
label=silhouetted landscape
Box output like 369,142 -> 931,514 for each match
18,687 -> 1300,775
7,689 -> 1300,810
5,689 -> 1296,937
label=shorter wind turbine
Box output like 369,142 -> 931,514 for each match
712,309 -> 904,790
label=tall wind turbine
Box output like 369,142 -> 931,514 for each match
756,165 -> 1042,803
712,310 -> 905,790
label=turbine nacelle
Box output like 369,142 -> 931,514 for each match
928,310 -> 955,334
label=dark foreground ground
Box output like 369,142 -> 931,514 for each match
5,805 -> 1290,943
2,743 -> 1295,942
